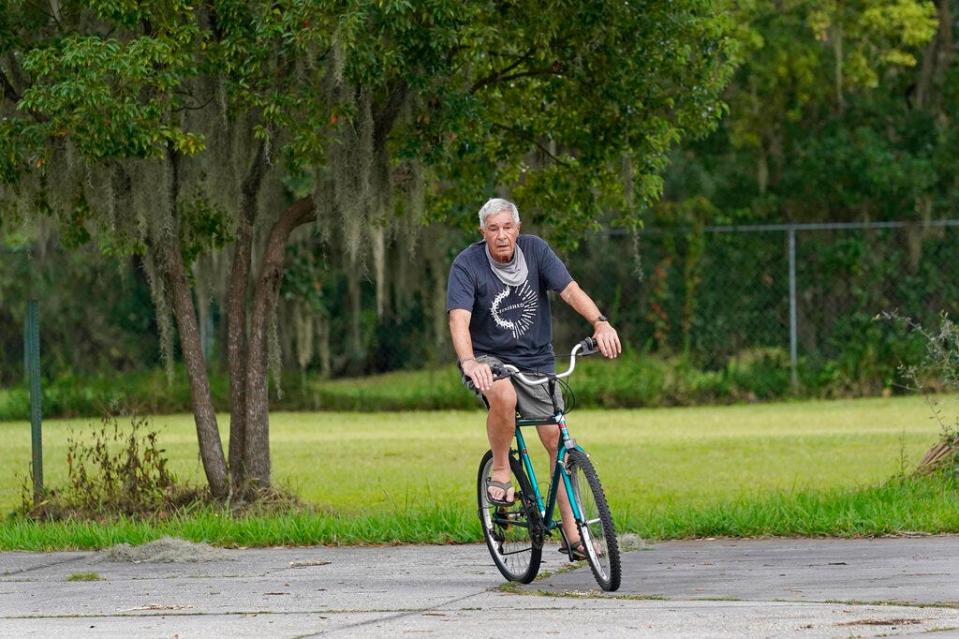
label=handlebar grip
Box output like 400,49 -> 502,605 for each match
490,364 -> 510,380
578,337 -> 598,356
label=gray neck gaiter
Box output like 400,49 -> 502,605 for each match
486,241 -> 528,287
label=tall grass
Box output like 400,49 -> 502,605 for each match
0,504 -> 478,551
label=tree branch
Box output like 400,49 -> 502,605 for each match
481,67 -> 564,88
286,196 -> 318,229
1,55 -> 49,124
0,68 -> 20,102
373,81 -> 409,150
173,90 -> 217,112
470,48 -> 546,93
491,123 -> 571,166
48,0 -> 63,28
241,138 -> 268,215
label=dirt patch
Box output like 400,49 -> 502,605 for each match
836,618 -> 923,627
103,536 -> 232,563
618,534 -> 647,552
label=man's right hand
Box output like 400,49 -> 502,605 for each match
462,358 -> 495,392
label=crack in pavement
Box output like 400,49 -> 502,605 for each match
1,554 -> 91,578
2,609 -> 429,620
290,589 -> 494,638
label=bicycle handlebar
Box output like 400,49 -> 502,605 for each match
491,337 -> 598,386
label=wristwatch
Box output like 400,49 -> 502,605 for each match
594,313 -> 608,325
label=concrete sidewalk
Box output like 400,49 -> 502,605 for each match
2,536 -> 958,638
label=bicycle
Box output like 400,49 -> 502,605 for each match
475,337 -> 622,591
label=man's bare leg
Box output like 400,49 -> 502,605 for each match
536,424 -> 580,545
483,379 -> 518,502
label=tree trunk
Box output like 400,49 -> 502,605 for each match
348,266 -> 363,368
228,141 -> 266,491
430,248 -> 447,351
372,225 -> 386,318
162,151 -> 229,499
915,0 -> 954,114
164,239 -> 230,498
833,23 -> 844,114
227,219 -> 253,488
317,312 -> 331,378
242,197 -> 316,491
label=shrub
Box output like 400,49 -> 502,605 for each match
20,412 -> 200,520
0,345 -> 946,419
881,311 -> 959,476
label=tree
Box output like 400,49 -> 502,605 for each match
0,0 -> 737,498
646,0 -> 951,380
664,0 -> 941,222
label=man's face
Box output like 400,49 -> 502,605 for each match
481,210 -> 520,263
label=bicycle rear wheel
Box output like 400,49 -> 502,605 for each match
477,450 -> 543,583
566,449 -> 621,591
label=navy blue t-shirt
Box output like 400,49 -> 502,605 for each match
446,235 -> 573,373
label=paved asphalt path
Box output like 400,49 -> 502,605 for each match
2,536 -> 958,638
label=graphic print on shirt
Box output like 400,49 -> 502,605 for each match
490,281 -> 538,340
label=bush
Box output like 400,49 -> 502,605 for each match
0,367 -> 229,420
19,413 -> 200,520
884,312 -> 959,476
0,345 -> 942,419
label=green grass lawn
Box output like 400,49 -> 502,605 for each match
1,395 -> 957,548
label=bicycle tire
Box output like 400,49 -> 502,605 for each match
566,449 -> 621,591
477,450 -> 543,583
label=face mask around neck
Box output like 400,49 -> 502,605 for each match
485,241 -> 527,287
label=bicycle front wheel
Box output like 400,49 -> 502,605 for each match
566,449 -> 621,591
477,450 -> 543,584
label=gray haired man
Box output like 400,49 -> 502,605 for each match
446,197 -> 621,558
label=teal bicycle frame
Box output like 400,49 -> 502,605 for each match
513,406 -> 586,541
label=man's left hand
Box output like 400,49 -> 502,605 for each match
593,322 -> 621,358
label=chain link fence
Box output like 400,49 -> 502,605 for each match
551,220 -> 959,392
3,220 -> 957,405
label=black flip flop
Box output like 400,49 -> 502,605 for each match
485,478 -> 516,506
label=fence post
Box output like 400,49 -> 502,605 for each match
788,226 -> 798,391
25,299 -> 43,503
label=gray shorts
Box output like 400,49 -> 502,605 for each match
461,354 -> 565,419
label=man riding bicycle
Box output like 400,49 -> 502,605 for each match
447,197 -> 621,558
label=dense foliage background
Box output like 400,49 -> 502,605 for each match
2,0 -> 957,415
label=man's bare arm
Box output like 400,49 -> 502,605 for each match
448,309 -> 475,363
449,309 -> 495,390
559,281 -> 622,358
